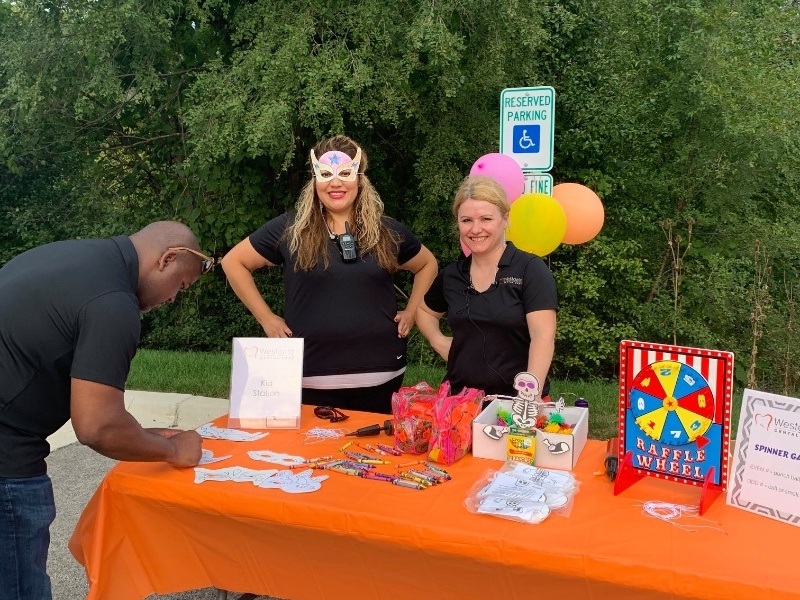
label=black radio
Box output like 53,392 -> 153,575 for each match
338,221 -> 358,263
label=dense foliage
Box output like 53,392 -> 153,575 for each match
2,0 -> 800,393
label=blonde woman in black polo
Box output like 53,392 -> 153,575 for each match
417,175 -> 558,398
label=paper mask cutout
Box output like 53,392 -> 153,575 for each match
193,466 -> 327,493
311,148 -> 362,182
196,423 -> 270,442
248,450 -> 306,466
199,449 -> 233,465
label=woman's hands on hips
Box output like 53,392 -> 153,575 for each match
394,309 -> 415,338
260,313 -> 293,338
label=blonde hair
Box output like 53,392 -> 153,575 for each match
452,175 -> 510,219
286,135 -> 400,272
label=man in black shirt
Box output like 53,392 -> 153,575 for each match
0,221 -> 211,600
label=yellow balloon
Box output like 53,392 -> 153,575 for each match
506,193 -> 566,256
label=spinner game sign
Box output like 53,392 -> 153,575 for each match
618,341 -> 734,489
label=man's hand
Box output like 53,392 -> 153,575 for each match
165,430 -> 203,467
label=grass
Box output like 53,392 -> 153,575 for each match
127,349 -> 233,399
129,349 -> 621,439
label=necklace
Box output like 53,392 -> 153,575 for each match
469,243 -> 505,291
469,267 -> 499,292
323,219 -> 337,240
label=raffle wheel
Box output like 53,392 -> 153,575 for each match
629,360 -> 714,445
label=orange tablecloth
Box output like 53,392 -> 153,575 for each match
70,407 -> 798,600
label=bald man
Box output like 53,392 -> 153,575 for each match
0,221 -> 213,599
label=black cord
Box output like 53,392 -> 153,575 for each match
461,284 -> 511,388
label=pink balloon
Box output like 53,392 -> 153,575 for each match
460,239 -> 472,257
470,153 -> 525,204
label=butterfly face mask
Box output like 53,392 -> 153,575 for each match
310,147 -> 362,183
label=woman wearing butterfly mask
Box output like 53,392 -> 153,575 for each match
221,135 -> 437,414
416,175 -> 557,400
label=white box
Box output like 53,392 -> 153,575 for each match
471,398 -> 589,470
472,398 -> 511,461
535,405 -> 588,470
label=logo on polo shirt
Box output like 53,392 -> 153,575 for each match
498,276 -> 523,285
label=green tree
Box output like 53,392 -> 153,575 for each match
3,0 -> 800,394
543,0 -> 800,384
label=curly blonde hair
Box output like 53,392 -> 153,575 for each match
287,135 -> 400,272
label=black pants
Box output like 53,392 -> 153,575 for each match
301,374 -> 405,415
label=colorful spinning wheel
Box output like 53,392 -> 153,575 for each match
629,360 -> 714,446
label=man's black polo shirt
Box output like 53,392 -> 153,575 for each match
424,241 -> 557,397
0,236 -> 141,477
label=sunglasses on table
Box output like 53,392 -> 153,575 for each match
314,406 -> 350,423
168,247 -> 216,274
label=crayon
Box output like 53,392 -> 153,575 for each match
391,478 -> 426,490
377,444 -> 402,456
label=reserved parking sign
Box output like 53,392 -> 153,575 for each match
500,86 -> 555,172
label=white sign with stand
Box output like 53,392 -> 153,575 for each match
727,388 -> 800,527
228,337 -> 303,430
500,86 -> 555,172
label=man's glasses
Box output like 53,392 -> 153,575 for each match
313,406 -> 350,423
168,247 -> 215,274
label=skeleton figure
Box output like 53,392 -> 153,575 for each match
511,372 -> 540,428
513,372 -> 540,402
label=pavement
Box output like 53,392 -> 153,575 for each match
45,390 -> 277,600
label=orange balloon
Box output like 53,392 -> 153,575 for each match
552,183 -> 605,244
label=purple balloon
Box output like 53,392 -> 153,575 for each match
469,153 -> 525,204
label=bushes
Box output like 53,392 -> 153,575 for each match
4,0 -> 800,395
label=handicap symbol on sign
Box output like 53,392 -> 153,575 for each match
512,124 -> 541,154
